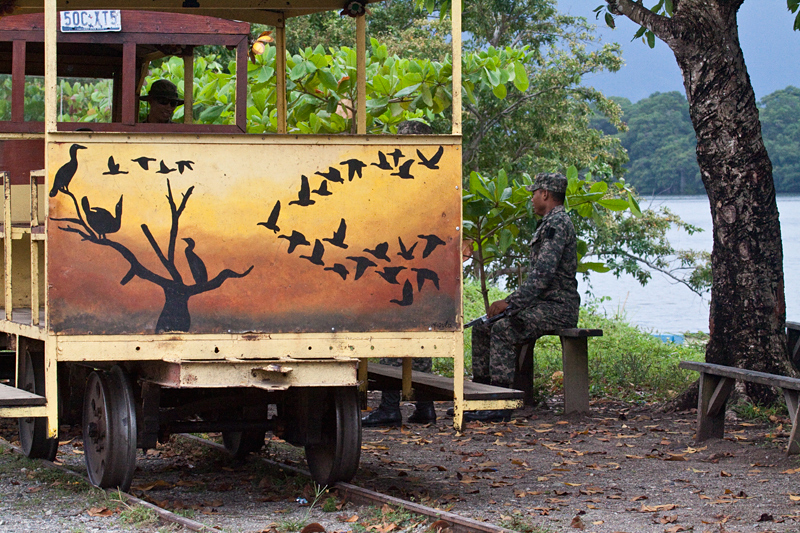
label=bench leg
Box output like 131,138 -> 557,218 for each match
783,389 -> 800,455
696,373 -> 734,441
561,337 -> 589,414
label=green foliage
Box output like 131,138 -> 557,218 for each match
759,86 -> 800,193
732,400 -> 788,422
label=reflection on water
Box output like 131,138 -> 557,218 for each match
579,195 -> 800,334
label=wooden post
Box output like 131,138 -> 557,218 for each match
402,358 -> 412,400
561,337 -> 589,414
275,21 -> 287,134
4,171 -> 11,322
184,54 -> 194,124
44,0 -> 57,133
12,41 -> 25,123
696,373 -> 733,441
30,171 -> 42,326
356,15 -> 366,135
122,42 -> 137,125
450,0 -> 462,135
235,41 -> 247,130
357,358 -> 368,408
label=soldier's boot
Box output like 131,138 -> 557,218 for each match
362,390 -> 402,427
408,401 -> 436,423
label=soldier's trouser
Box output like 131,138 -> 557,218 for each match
472,303 -> 578,388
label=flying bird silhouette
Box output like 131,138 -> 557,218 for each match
322,218 -> 348,249
176,160 -> 194,174
397,237 -> 418,260
132,156 -> 156,170
156,160 -> 176,174
391,159 -> 415,180
324,263 -> 349,280
183,237 -> 208,284
257,201 -> 281,233
278,230 -> 310,253
50,144 -> 86,197
299,239 -> 325,266
346,256 -> 377,280
390,279 -> 414,306
364,242 -> 391,262
315,167 -> 344,184
340,159 -> 367,181
388,148 -> 404,167
371,151 -> 392,170
419,233 -> 446,258
376,266 -> 407,284
82,195 -> 122,239
411,268 -> 440,291
312,180 -> 332,196
289,175 -> 316,206
102,156 -> 128,175
417,146 -> 444,169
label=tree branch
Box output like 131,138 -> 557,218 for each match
595,249 -> 707,297
189,265 -> 254,296
607,0 -> 677,47
142,223 -> 183,283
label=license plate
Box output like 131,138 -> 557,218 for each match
60,10 -> 122,32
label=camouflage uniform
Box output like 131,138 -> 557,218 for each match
472,201 -> 580,388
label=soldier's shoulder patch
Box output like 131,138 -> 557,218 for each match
546,227 -> 556,239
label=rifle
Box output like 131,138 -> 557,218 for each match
464,306 -> 519,329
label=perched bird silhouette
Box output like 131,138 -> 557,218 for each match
346,256 -> 377,280
324,263 -> 349,280
299,239 -> 325,266
376,266 -> 407,284
419,233 -> 446,258
182,237 -> 208,284
364,242 -> 391,262
176,160 -> 194,174
278,230 -> 310,253
81,195 -> 122,239
289,175 -> 316,206
312,180 -> 332,196
257,201 -> 281,233
371,151 -> 392,170
411,268 -> 440,291
102,156 -> 128,175
388,149 -> 404,167
50,144 -> 86,197
157,160 -> 177,174
390,279 -> 414,306
391,159 -> 415,180
322,218 -> 348,249
340,159 -> 367,181
131,156 -> 156,170
315,167 -> 344,184
417,146 -> 444,169
397,237 -> 418,260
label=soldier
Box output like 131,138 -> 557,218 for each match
467,172 -> 580,422
141,80 -> 182,124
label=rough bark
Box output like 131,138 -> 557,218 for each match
609,0 -> 790,402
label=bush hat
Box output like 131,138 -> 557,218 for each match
526,172 -> 567,194
141,80 -> 181,103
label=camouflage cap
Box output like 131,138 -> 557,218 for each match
526,172 -> 567,194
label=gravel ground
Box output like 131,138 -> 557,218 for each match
2,395 -> 800,532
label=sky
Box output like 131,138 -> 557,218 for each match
558,0 -> 800,103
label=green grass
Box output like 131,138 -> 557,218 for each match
733,400 -> 788,422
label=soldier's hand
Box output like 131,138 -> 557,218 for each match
488,300 -> 509,318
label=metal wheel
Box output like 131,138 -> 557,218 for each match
82,366 -> 137,491
305,386 -> 361,485
18,351 -> 58,461
222,430 -> 266,458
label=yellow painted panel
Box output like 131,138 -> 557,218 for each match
47,141 -> 462,336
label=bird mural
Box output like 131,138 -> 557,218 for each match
183,237 -> 208,284
390,279 -> 414,306
315,167 -> 344,184
417,146 -> 444,170
371,151 -> 392,170
257,201 -> 281,233
397,237 -> 418,260
50,144 -> 86,197
411,268 -> 440,291
157,160 -> 177,174
346,256 -> 377,280
132,156 -> 156,170
312,180 -> 333,196
387,149 -> 404,167
176,160 -> 194,174
322,218 -> 348,249
81,195 -> 122,239
391,159 -> 415,180
324,263 -> 349,280
376,266 -> 407,284
364,242 -> 391,262
278,230 -> 310,254
340,159 -> 367,181
299,239 -> 325,266
419,234 -> 446,258
289,175 -> 316,206
102,156 -> 128,175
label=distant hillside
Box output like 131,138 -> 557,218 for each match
593,87 -> 800,195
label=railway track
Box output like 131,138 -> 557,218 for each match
2,434 -> 510,533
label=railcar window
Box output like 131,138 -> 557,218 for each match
57,77 -> 113,123
0,74 -> 9,121
23,75 -> 44,122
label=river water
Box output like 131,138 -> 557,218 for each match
578,195 -> 800,334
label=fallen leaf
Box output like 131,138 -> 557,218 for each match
720,471 -> 732,477
87,507 -> 113,517
570,515 -> 585,529
339,514 -> 359,522
427,519 -> 451,533
300,523 -> 326,533
665,526 -> 688,533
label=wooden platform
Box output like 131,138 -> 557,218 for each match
0,382 -> 45,407
366,363 -> 524,402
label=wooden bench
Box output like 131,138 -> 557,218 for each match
516,328 -> 603,414
679,361 -> 800,455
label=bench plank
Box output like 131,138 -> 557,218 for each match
679,361 -> 800,391
545,328 -> 603,338
0,382 -> 45,407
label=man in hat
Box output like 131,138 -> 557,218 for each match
141,80 -> 182,124
467,172 -> 580,422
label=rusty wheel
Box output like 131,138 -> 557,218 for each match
18,351 -> 58,461
82,366 -> 137,491
304,386 -> 361,485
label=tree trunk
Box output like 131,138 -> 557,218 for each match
156,285 -> 191,333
